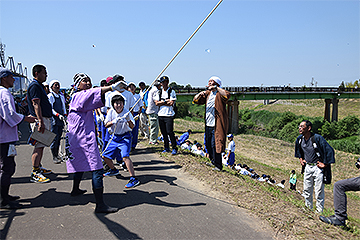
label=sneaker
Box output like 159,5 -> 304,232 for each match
53,156 -> 62,164
40,166 -> 52,175
162,149 -> 170,153
125,177 -> 140,188
103,168 -> 120,177
212,167 -> 221,172
319,215 -> 345,226
30,171 -> 50,183
171,149 -> 177,155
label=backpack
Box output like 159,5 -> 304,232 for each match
298,135 -> 332,184
159,87 -> 178,118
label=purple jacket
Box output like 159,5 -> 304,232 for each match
0,86 -> 24,144
66,88 -> 104,173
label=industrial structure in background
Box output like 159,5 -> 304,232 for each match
0,41 -> 29,97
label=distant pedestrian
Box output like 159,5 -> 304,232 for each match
289,170 -> 297,190
27,64 -> 53,183
43,82 -> 50,94
66,72 -> 124,213
138,81 -> 149,139
193,76 -> 230,171
127,82 -> 143,151
226,133 -> 235,167
48,80 -> 67,164
0,68 -> 36,209
155,76 -> 178,155
146,81 -> 161,145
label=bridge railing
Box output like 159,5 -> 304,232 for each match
171,86 -> 360,94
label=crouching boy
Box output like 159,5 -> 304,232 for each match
102,95 -> 140,188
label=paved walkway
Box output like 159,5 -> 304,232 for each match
1,123 -> 274,239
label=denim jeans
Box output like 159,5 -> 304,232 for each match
50,124 -> 64,158
74,168 -> 104,189
205,126 -> 222,170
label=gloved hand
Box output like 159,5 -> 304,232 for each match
59,115 -> 65,121
112,116 -> 125,125
111,81 -> 127,92
99,113 -> 105,122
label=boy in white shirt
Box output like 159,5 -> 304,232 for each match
181,140 -> 192,151
226,134 -> 236,167
102,95 -> 140,188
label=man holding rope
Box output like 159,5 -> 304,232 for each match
193,76 -> 230,171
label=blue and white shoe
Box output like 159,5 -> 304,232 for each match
125,177 -> 140,188
171,149 -> 177,155
103,168 -> 120,177
162,149 -> 170,153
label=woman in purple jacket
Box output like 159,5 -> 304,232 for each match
66,73 -> 124,213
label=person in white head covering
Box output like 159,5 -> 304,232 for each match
193,76 -> 230,171
47,80 -> 67,164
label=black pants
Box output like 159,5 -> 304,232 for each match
0,143 -> 16,204
158,116 -> 177,151
205,126 -> 222,170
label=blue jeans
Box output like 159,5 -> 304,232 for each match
74,169 -> 104,189
50,124 -> 64,158
205,126 -> 222,170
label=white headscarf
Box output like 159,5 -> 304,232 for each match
209,76 -> 221,87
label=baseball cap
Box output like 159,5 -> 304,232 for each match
159,76 -> 169,83
227,134 -> 233,138
106,76 -> 113,83
0,68 -> 14,79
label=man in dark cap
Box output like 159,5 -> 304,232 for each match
155,76 -> 177,155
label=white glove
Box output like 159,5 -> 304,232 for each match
59,115 -> 65,121
99,113 -> 105,122
112,116 -> 125,125
111,81 -> 127,92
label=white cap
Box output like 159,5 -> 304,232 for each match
49,80 -> 60,88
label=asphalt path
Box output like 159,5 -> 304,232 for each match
1,123 -> 274,239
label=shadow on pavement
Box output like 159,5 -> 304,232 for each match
0,210 -> 26,239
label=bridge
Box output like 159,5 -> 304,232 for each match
174,86 -> 360,133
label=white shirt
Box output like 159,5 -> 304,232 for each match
146,86 -> 159,115
191,144 -> 198,152
228,140 -> 235,152
205,90 -> 217,127
131,93 -> 143,113
155,87 -> 176,117
105,108 -> 134,135
193,148 -> 206,157
105,90 -> 135,112
181,143 -> 191,151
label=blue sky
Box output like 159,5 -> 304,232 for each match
0,0 -> 359,88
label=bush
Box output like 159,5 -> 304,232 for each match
336,115 -> 360,138
329,136 -> 360,154
176,102 -> 190,118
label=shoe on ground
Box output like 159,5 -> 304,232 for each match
205,162 -> 215,167
53,156 -> 62,164
30,171 -> 50,183
40,166 -> 52,175
319,215 -> 345,226
0,201 -> 23,209
162,149 -> 170,153
95,204 -> 119,213
212,167 -> 221,172
70,189 -> 87,197
125,177 -> 140,188
8,195 -> 20,201
103,168 -> 120,177
171,149 -> 177,155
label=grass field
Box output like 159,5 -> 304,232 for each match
164,115 -> 360,239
